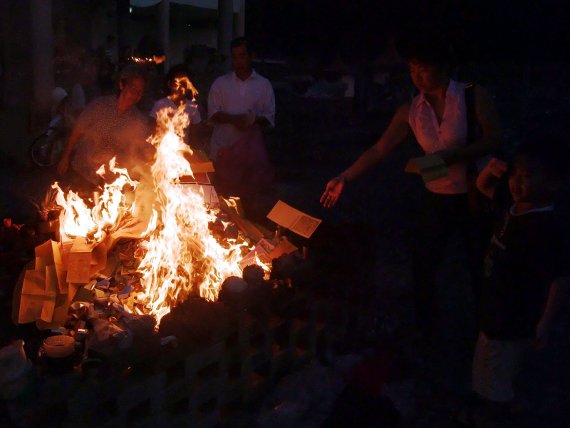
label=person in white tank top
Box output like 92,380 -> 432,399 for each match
320,32 -> 502,338
408,78 -> 469,194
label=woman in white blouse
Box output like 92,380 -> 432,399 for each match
321,31 -> 502,338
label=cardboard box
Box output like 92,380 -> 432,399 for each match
66,239 -> 107,284
14,240 -> 76,328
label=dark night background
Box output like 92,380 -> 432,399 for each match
246,0 -> 570,64
2,1 -> 570,427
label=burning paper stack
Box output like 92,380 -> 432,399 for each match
15,99 -> 323,333
14,240 -> 70,328
15,103 -> 278,329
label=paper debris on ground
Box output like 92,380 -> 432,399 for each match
66,239 -> 107,284
239,238 -> 278,269
220,197 -> 272,242
15,240 -> 76,327
269,238 -> 298,259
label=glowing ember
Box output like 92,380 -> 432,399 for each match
128,55 -> 166,65
129,55 -> 164,64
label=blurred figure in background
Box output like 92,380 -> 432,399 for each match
207,37 -> 275,218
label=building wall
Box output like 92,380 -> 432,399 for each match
170,23 -> 218,65
1,0 -> 33,109
0,0 -> 34,164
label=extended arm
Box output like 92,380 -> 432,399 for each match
56,125 -> 83,176
320,104 -> 410,208
475,157 -> 508,199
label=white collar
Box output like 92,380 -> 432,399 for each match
417,79 -> 456,106
509,204 -> 554,216
232,69 -> 257,82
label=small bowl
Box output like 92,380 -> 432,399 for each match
43,335 -> 75,358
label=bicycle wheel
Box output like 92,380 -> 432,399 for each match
30,132 -> 65,167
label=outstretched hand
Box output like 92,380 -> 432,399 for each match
320,177 -> 345,208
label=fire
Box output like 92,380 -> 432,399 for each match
135,105 -> 249,323
52,102 -> 265,325
52,158 -> 138,242
173,76 -> 199,101
129,55 -> 163,64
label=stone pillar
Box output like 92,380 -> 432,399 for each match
0,0 -> 33,163
159,0 -> 170,71
116,0 -> 130,63
218,0 -> 233,69
234,0 -> 245,38
30,0 -> 54,130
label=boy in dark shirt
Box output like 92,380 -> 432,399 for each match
458,143 -> 570,426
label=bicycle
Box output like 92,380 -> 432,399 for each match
29,125 -> 68,167
30,86 -> 80,167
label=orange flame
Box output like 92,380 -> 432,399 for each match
173,76 -> 199,101
134,104 -> 257,324
53,158 -> 138,242
52,95 -> 269,325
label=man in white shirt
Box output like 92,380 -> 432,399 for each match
207,37 -> 275,202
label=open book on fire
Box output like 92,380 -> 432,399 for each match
405,154 -> 448,184
267,200 -> 322,239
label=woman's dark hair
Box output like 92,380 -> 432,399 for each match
398,31 -> 453,66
